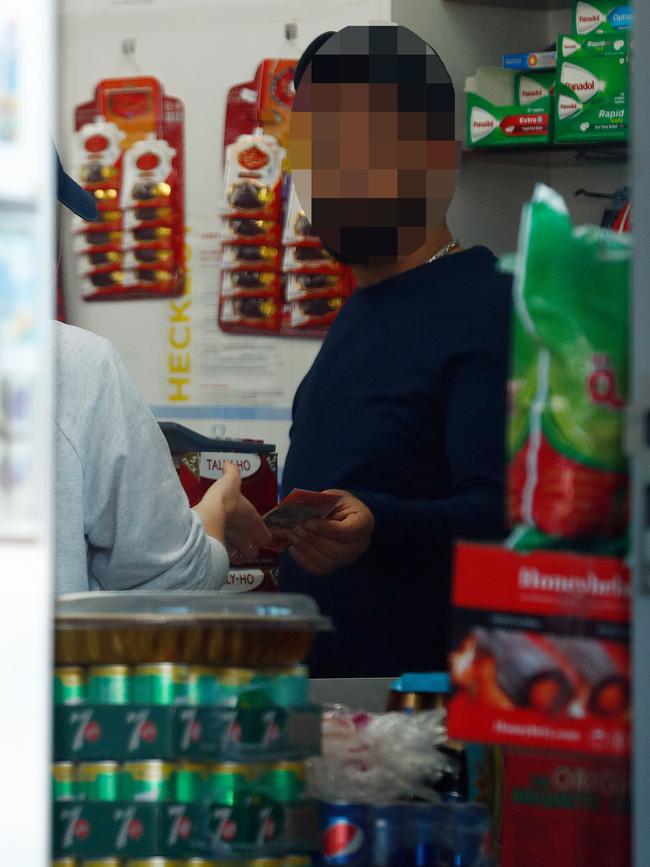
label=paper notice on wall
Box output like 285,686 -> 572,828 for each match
193,229 -> 297,408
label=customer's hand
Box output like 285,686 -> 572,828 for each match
193,463 -> 271,561
287,490 -> 375,575
225,493 -> 273,564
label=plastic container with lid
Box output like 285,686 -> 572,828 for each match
55,591 -> 331,667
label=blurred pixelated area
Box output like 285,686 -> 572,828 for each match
289,25 -> 461,266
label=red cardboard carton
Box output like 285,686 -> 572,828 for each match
494,749 -> 630,867
448,544 -> 630,755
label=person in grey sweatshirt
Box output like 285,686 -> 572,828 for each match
54,154 -> 270,594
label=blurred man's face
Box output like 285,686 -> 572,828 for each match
288,30 -> 461,266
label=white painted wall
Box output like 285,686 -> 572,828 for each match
57,0 -> 389,469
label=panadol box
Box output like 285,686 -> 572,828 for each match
558,31 -> 629,60
573,1 -> 633,35
515,70 -> 555,106
466,68 -> 551,148
555,53 -> 628,143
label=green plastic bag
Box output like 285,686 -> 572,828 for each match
503,184 -> 630,552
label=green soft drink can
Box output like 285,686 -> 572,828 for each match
174,761 -> 207,803
76,761 -> 121,801
205,762 -> 252,805
121,761 -> 175,802
186,666 -> 220,706
52,762 -> 76,801
87,665 -> 131,705
184,861 -> 241,867
53,667 -> 86,706
124,861 -> 185,867
212,668 -> 259,707
132,663 -> 188,706
252,761 -> 306,802
185,861 -> 242,867
251,666 -> 309,708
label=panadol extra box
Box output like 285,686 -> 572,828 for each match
555,53 -> 629,143
466,68 -> 551,148
573,1 -> 633,35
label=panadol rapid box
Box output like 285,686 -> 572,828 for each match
555,53 -> 628,143
573,1 -> 633,35
558,32 -> 629,60
466,68 -> 551,148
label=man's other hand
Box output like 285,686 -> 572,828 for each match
287,490 -> 375,575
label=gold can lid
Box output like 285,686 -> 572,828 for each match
87,664 -> 130,676
122,760 -> 175,775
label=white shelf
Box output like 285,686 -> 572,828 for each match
462,142 -> 628,167
444,0 -> 570,9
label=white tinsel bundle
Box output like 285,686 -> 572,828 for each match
307,707 -> 450,804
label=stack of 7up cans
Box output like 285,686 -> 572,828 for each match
52,658 -> 322,867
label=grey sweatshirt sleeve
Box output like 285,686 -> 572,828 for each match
67,330 -> 228,590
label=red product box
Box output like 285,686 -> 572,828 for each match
222,567 -> 280,593
159,422 -> 278,517
448,544 -> 630,756
494,748 -> 630,867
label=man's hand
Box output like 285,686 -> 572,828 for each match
193,463 -> 271,561
286,490 -> 375,575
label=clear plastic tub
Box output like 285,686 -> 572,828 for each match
55,592 -> 331,667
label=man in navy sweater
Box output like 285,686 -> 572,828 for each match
281,25 -> 511,677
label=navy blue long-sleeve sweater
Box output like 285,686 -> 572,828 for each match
280,246 -> 512,677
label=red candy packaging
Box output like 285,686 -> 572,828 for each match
73,76 -> 185,301
285,271 -> 349,300
160,422 -> 279,576
222,243 -> 281,270
219,295 -> 282,334
220,269 -> 281,299
223,80 -> 259,153
221,132 -> 285,222
218,64 -> 353,338
223,567 -> 280,593
283,297 -> 344,331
